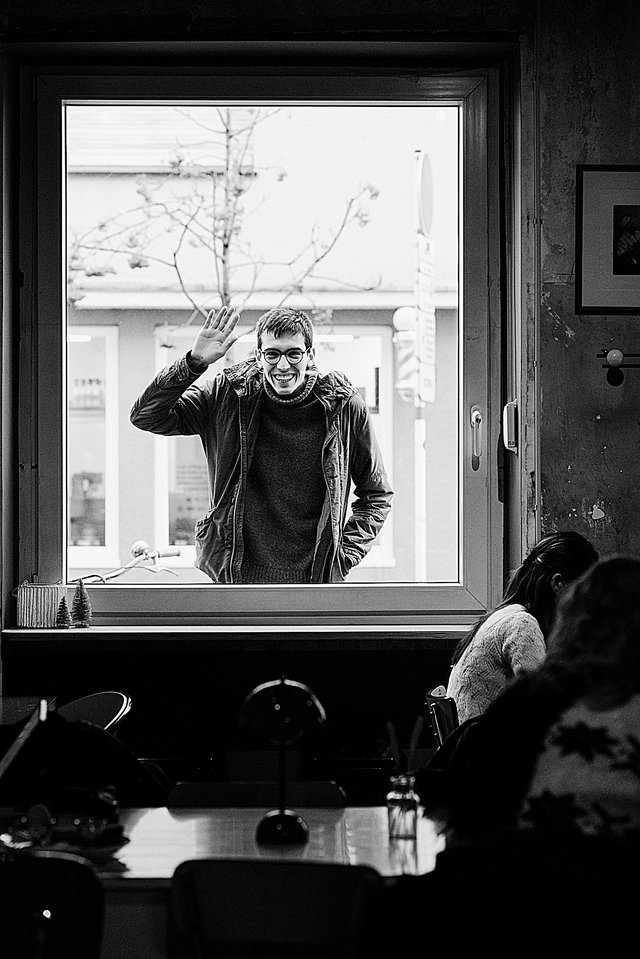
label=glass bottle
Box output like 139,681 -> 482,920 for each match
387,773 -> 419,839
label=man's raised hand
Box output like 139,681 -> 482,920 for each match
190,306 -> 240,368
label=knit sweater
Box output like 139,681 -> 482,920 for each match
446,604 -> 546,723
240,390 -> 326,583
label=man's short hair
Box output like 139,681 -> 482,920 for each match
256,308 -> 314,350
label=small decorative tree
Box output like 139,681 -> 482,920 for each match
56,595 -> 72,629
71,579 -> 92,627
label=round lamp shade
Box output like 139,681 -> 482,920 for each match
240,676 -> 326,746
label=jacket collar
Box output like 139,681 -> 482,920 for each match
223,359 -> 357,405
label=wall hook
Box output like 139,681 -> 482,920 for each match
598,347 -> 640,386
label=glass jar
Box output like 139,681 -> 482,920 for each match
386,773 -> 419,839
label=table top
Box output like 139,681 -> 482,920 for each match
108,806 -> 445,882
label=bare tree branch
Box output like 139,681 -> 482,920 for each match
69,109 -> 378,323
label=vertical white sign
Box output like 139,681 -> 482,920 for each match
415,152 -> 436,403
416,232 -> 436,403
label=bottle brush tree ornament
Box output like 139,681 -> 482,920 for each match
56,595 -> 72,629
71,579 -> 92,627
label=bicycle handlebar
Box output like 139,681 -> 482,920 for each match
69,541 -> 182,584
130,540 -> 180,560
155,546 -> 181,558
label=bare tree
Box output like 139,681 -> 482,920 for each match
68,107 -> 379,329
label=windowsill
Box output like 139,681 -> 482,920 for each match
1,623 -> 468,651
28,583 -> 486,628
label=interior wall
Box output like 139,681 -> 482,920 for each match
1,1 -> 529,40
537,1 -> 640,555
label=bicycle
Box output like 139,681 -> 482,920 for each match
70,540 -> 182,584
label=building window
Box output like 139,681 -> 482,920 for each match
67,326 -> 119,570
19,63 -> 502,625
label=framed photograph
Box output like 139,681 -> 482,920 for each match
576,165 -> 640,314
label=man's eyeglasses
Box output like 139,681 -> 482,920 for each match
260,348 -> 308,365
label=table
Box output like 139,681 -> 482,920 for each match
100,806 -> 445,958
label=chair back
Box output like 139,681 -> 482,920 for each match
424,687 -> 459,748
0,849 -> 104,959
168,779 -> 346,808
57,691 -> 132,731
171,858 -> 381,957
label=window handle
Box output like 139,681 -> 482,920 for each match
502,399 -> 518,452
470,405 -> 483,470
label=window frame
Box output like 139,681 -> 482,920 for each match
17,60 -> 504,627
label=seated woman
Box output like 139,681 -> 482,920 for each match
518,555 -> 640,838
396,556 -> 640,959
430,555 -> 640,843
446,531 -> 598,722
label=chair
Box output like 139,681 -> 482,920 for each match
171,858 -> 381,958
424,686 -> 459,748
0,849 -> 104,959
168,779 -> 346,808
57,691 -> 132,731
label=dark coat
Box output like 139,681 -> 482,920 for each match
416,674 -> 569,841
130,355 -> 393,583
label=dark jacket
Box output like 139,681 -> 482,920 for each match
130,354 -> 393,583
416,674 -> 569,841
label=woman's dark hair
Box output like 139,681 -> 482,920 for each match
539,555 -> 640,706
450,531 -> 599,666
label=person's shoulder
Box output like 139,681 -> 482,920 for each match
315,370 -> 359,403
222,359 -> 262,395
491,602 -> 529,619
316,369 -> 356,394
494,606 -> 544,652
475,604 -> 530,635
492,604 -> 540,630
567,691 -> 640,724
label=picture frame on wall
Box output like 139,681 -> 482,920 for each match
576,164 -> 640,314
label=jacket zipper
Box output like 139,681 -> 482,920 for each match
229,401 -> 247,583
312,403 -> 341,578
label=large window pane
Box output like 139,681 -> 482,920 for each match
66,103 -> 459,585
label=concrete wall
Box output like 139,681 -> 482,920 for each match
538,0 -> 640,554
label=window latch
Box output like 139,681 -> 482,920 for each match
470,405 -> 483,471
502,399 -> 518,452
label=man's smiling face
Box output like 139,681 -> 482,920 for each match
257,331 -> 314,398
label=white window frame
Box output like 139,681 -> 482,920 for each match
19,63 -> 503,627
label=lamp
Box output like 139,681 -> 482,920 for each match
239,676 -> 326,845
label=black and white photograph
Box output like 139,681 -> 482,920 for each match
613,205 -> 640,274
576,164 -> 640,313
0,3 -> 639,957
